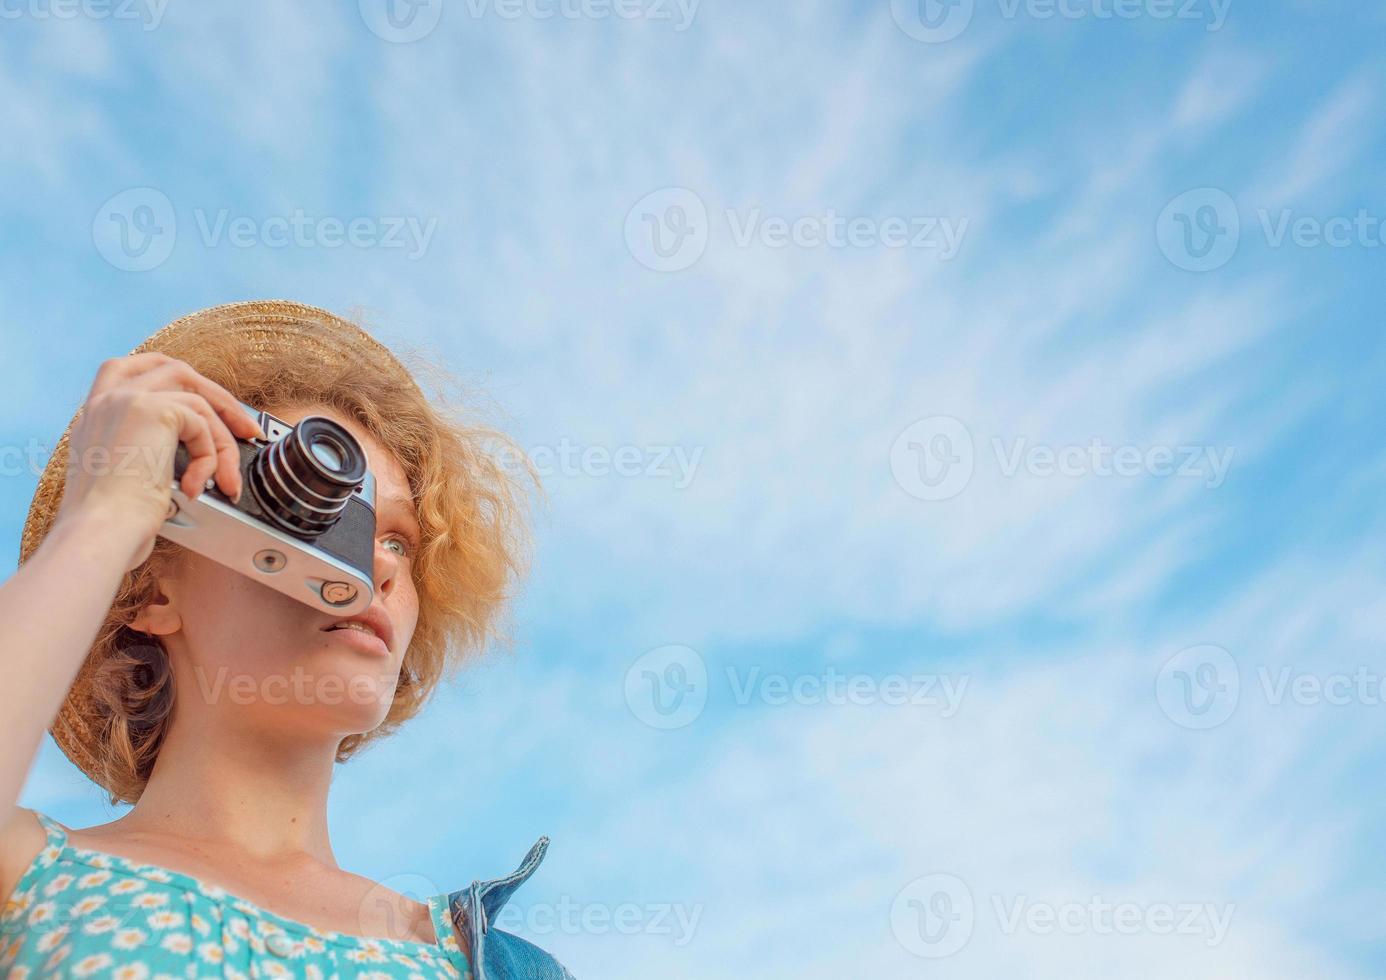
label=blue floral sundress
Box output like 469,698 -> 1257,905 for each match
0,809 -> 566,978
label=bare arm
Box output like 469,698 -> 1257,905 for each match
0,351 -> 264,900
0,505 -> 148,818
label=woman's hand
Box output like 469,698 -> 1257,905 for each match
50,352 -> 265,571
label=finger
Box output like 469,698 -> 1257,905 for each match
163,400 -> 218,501
172,362 -> 265,442
89,351 -> 183,398
119,355 -> 266,442
162,392 -> 245,501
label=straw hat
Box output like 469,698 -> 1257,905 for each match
18,299 -> 417,791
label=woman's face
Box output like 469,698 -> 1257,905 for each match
141,404 -> 423,746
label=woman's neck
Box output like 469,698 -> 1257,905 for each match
113,713 -> 343,867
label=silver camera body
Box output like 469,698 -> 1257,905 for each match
158,401 -> 377,616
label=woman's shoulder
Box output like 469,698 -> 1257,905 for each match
0,807 -> 54,906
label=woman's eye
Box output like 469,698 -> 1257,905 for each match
382,536 -> 412,558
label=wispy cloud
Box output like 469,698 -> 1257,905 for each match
6,2 -> 1384,977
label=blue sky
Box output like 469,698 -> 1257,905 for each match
3,1 -> 1385,976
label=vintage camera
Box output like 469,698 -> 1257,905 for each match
159,401 -> 377,615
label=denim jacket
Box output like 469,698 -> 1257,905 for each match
448,835 -> 577,980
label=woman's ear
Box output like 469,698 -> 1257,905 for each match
129,581 -> 182,637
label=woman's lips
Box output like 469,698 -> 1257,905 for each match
323,624 -> 390,658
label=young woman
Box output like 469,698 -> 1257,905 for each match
0,301 -> 573,978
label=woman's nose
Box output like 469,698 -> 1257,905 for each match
374,541 -> 399,599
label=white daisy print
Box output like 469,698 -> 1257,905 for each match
196,940 -> 224,963
35,926 -> 69,952
81,913 -> 120,934
71,894 -> 107,916
111,927 -> 148,951
146,909 -> 184,930
71,951 -> 113,976
42,873 -> 75,896
24,901 -> 56,926
159,932 -> 193,954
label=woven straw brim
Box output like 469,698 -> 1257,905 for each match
18,299 -> 417,794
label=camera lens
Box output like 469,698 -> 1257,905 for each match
248,416 -> 368,537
